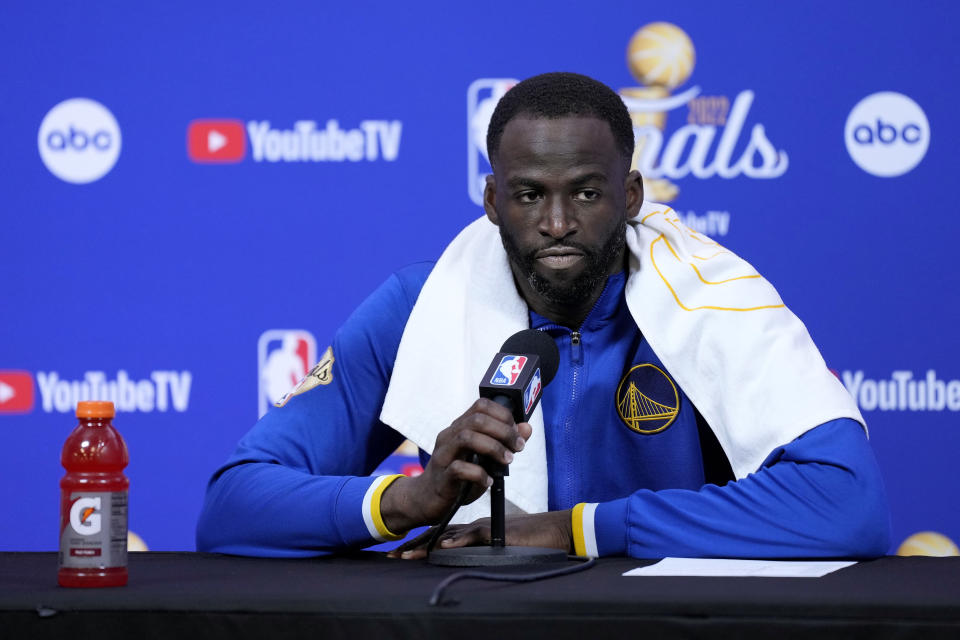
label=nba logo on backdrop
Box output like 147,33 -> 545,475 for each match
466,79 -> 515,206
490,355 -> 527,386
257,330 -> 316,417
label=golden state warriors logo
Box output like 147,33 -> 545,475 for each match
616,364 -> 679,434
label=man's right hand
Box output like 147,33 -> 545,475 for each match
379,398 -> 532,534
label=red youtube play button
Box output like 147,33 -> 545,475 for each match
187,119 -> 246,163
0,371 -> 34,413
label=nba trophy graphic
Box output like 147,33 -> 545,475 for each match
620,22 -> 701,203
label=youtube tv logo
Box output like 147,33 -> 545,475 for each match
0,371 -> 34,413
187,119 -> 246,163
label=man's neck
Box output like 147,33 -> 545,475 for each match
514,254 -> 627,329
525,293 -> 596,330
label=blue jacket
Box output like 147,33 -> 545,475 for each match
197,262 -> 890,558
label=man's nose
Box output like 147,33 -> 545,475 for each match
539,196 -> 576,239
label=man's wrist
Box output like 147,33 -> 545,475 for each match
362,475 -> 407,542
555,508 -> 575,554
379,475 -> 421,534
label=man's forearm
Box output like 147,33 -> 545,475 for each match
578,419 -> 890,558
197,462 -> 396,556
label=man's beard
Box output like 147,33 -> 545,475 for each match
499,218 -> 626,308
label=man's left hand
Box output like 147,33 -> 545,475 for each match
386,510 -> 573,559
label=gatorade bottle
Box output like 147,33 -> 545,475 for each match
58,400 -> 129,587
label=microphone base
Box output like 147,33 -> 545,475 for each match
427,546 -> 567,567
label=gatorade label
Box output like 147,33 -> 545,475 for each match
59,491 -> 128,569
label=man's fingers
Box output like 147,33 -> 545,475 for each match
473,397 -> 515,424
516,421 -> 533,442
438,525 -> 487,549
446,458 -> 492,489
449,429 -> 517,467
432,412 -> 524,465
470,400 -> 531,452
402,399 -> 533,529
386,526 -> 437,558
386,524 -> 476,560
457,410 -> 522,450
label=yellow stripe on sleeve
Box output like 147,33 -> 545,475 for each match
371,474 -> 405,541
572,503 -> 587,557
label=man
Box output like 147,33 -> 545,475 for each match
197,72 -> 890,559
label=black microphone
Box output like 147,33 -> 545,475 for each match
478,329 -> 560,425
429,329 -> 566,567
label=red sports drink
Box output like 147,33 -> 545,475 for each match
58,400 -> 129,587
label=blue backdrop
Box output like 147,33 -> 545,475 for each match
2,0 -> 958,554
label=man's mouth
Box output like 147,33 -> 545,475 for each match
534,247 -> 585,269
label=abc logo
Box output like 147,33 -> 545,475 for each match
38,98 -> 122,184
844,92 -> 929,177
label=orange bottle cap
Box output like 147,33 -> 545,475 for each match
76,401 -> 116,418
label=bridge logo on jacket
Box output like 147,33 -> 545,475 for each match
616,363 -> 679,434
257,329 -> 317,417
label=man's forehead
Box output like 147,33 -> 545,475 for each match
499,114 -> 615,146
494,115 -> 621,178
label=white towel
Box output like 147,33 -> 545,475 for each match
380,201 -> 864,524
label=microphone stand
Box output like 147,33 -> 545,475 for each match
428,460 -> 568,567
429,339 -> 566,566
490,470 -> 506,548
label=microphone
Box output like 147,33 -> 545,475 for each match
478,329 -> 560,425
428,329 -> 566,567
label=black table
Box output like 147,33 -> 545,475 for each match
2,552 -> 959,639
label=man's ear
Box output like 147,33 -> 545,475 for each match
625,170 -> 644,218
483,174 -> 500,226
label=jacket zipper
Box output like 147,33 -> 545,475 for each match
538,283 -> 614,507
565,330 -> 582,505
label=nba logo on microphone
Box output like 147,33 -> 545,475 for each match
523,368 -> 542,415
490,355 -> 527,386
258,330 -> 316,417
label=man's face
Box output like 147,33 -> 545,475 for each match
484,115 -> 643,315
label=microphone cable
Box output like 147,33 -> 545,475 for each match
425,460 -> 477,555
428,556 -> 597,606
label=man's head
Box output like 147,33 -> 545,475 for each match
486,72 -> 636,172
483,72 -> 643,327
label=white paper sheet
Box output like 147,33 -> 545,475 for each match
623,557 -> 856,578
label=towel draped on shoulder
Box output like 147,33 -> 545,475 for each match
380,202 -> 863,524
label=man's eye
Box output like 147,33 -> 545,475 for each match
516,191 -> 541,203
575,189 -> 601,201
